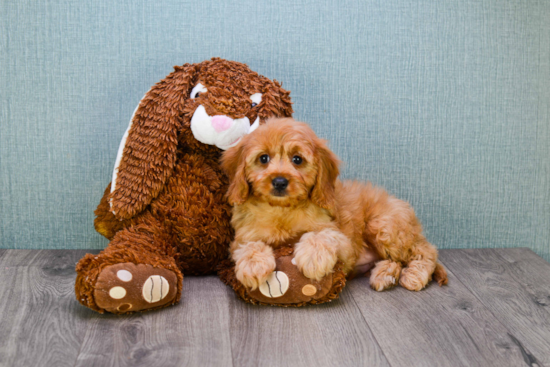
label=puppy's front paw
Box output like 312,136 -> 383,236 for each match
294,232 -> 338,281
233,241 -> 276,290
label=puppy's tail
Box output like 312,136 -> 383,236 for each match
433,262 -> 448,286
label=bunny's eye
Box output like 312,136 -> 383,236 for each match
250,93 -> 262,108
259,154 -> 270,164
190,83 -> 207,99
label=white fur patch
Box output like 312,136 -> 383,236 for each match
190,105 -> 260,150
110,105 -> 138,198
190,83 -> 207,99
250,93 -> 262,104
249,115 -> 260,133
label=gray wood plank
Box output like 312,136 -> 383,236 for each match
75,276 -> 233,367
439,248 -> 550,366
0,249 -> 98,267
493,248 -> 550,289
348,263 -> 531,367
0,266 -> 28,365
228,289 -> 390,367
0,250 -> 92,367
0,249 -> 52,267
1,248 -> 546,367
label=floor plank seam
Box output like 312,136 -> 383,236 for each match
346,286 -> 393,367
438,257 -> 544,365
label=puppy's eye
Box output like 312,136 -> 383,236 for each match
259,154 -> 270,164
251,102 -> 257,108
292,156 -> 303,165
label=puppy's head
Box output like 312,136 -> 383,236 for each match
221,118 -> 340,214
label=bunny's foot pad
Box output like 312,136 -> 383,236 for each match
93,263 -> 179,314
219,247 -> 346,307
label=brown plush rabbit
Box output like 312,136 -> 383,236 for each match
75,58 -> 293,314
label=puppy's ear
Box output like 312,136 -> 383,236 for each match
109,64 -> 198,220
220,144 -> 249,205
311,139 -> 340,216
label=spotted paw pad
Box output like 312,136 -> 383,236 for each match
93,263 -> 178,313
248,255 -> 334,304
259,271 -> 290,298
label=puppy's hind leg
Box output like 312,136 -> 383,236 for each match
433,262 -> 449,286
369,260 -> 402,291
399,240 -> 438,291
360,186 -> 444,291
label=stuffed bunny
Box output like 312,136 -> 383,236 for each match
75,58 -> 293,314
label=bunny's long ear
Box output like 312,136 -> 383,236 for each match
260,80 -> 293,119
109,64 -> 197,220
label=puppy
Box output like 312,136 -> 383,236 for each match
221,118 -> 448,292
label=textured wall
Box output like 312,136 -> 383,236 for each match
1,0 -> 549,260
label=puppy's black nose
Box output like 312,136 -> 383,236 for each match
272,177 -> 289,191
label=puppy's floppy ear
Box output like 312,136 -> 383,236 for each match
220,144 -> 249,205
311,139 -> 340,216
109,64 -> 198,220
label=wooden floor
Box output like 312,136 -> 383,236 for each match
0,249 -> 549,367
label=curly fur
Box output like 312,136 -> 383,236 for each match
76,58 -> 293,313
221,118 -> 448,292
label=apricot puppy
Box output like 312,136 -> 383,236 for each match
221,118 -> 447,292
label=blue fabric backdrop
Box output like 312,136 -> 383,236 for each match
1,0 -> 549,260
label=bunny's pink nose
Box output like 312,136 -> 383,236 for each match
211,115 -> 233,132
